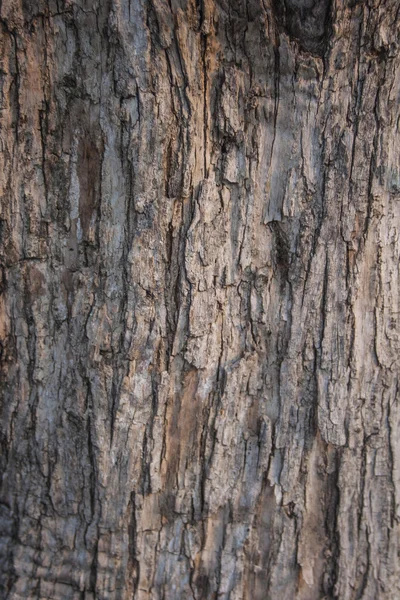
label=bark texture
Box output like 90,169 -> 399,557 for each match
0,0 -> 400,598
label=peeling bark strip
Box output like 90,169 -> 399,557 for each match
0,0 -> 399,598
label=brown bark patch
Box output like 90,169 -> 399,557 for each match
77,132 -> 103,241
27,264 -> 45,298
163,367 -> 200,489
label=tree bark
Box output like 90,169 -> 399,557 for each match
0,1 -> 399,598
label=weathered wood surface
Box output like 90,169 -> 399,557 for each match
0,1 -> 399,598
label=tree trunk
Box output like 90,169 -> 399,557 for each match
0,1 -> 399,598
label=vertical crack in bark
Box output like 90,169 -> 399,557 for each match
127,492 -> 140,596
10,31 -> 20,146
199,0 -> 209,178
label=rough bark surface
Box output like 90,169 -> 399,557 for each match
0,0 -> 399,598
